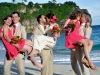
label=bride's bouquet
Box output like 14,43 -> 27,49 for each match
10,36 -> 22,44
50,25 -> 60,38
50,25 -> 60,33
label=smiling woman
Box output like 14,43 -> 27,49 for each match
0,15 -> 18,60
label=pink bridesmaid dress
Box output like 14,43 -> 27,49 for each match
0,29 -> 19,60
65,20 -> 86,49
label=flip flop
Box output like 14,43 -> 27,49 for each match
82,58 -> 89,68
89,64 -> 97,70
90,65 -> 97,70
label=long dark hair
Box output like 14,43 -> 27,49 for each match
46,13 -> 54,19
46,13 -> 56,23
69,10 -> 81,20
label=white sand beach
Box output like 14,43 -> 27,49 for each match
0,62 -> 100,75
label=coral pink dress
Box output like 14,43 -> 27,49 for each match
0,29 -> 19,60
17,39 -> 25,50
65,20 -> 86,48
0,28 -> 25,60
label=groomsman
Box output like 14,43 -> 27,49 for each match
4,12 -> 26,75
70,9 -> 92,75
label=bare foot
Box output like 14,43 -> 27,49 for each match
28,56 -> 44,68
34,62 -> 44,68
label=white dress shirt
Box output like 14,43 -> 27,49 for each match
14,22 -> 20,27
39,24 -> 45,34
79,23 -> 86,36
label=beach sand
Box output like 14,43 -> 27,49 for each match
0,62 -> 100,75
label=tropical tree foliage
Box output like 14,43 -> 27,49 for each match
27,1 -> 34,9
0,1 -> 79,25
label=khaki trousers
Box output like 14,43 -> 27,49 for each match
40,49 -> 53,75
3,53 -> 25,75
71,48 -> 90,75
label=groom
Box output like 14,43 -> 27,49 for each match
31,14 -> 53,75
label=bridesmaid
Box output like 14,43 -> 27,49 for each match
62,10 -> 97,70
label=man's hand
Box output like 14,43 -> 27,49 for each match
32,26 -> 36,30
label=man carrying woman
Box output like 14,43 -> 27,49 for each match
63,9 -> 97,72
70,9 -> 93,75
2,12 -> 27,75
31,13 -> 60,75
0,12 -> 60,75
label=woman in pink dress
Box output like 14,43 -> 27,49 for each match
63,10 -> 97,70
0,15 -> 43,68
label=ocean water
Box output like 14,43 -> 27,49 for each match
0,25 -> 100,66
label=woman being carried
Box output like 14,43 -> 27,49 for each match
63,10 -> 97,70
0,15 -> 43,68
1,15 -> 59,68
30,14 -> 60,55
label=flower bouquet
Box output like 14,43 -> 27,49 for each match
10,36 -> 22,44
64,23 -> 75,35
50,25 -> 60,33
50,25 -> 60,39
67,23 -> 75,32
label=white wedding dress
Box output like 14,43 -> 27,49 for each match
31,35 -> 56,52
31,23 -> 59,52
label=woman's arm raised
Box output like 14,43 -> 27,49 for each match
62,19 -> 70,32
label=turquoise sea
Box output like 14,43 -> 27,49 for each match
0,25 -> 100,66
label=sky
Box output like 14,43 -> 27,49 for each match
0,0 -> 100,25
